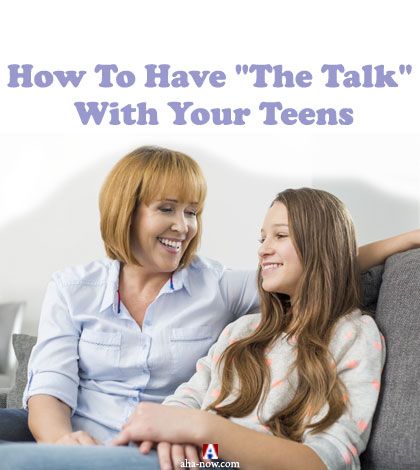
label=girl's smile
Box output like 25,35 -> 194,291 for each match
258,202 -> 303,297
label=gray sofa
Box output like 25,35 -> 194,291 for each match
0,302 -> 24,388
1,249 -> 419,469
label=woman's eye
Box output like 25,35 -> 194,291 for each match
258,238 -> 265,244
185,210 -> 197,217
159,207 -> 173,213
277,234 -> 287,239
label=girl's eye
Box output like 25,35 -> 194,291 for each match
258,238 -> 265,244
185,210 -> 197,217
277,233 -> 287,239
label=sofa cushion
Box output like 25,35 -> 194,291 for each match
361,264 -> 384,312
0,302 -> 24,376
0,390 -> 7,408
360,248 -> 420,469
6,334 -> 37,409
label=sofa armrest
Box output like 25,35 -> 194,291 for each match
0,388 -> 9,408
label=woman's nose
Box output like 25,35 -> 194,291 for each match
171,212 -> 188,233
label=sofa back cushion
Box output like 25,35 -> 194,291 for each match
6,334 -> 37,409
0,302 -> 24,375
360,249 -> 420,469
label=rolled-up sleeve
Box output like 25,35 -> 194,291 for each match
302,314 -> 386,469
23,276 -> 81,413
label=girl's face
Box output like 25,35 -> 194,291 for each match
131,195 -> 198,273
258,202 -> 303,297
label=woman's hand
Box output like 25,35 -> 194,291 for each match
358,228 -> 420,272
112,402 -> 208,447
54,430 -> 101,445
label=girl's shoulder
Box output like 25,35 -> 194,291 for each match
219,313 -> 262,342
330,308 -> 385,361
333,308 -> 380,336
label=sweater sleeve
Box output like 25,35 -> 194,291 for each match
302,312 -> 386,469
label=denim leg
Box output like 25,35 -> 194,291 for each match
0,443 -> 160,470
0,409 -> 35,442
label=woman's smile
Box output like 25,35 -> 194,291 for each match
157,237 -> 185,253
131,197 -> 198,272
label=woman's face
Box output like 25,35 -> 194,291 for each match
131,196 -> 199,273
258,202 -> 303,297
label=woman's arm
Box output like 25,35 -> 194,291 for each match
23,278 -> 82,442
113,403 -> 325,470
28,395 -> 72,443
28,395 -> 99,444
219,268 -> 260,318
358,229 -> 420,272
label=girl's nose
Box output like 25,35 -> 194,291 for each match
258,238 -> 275,257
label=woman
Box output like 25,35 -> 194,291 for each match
10,146 -> 258,445
0,148 -> 417,467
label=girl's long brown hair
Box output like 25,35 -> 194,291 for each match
207,188 -> 361,441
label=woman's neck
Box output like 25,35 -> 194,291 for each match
119,263 -> 172,298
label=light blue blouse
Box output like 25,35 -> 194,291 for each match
23,256 -> 258,443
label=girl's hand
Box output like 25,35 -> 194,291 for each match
111,402 -> 207,447
137,440 -> 201,470
156,442 -> 200,470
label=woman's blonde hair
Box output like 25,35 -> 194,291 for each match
99,146 -> 207,268
208,188 -> 361,441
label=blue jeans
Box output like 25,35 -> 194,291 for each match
0,408 -> 35,442
0,409 -> 159,469
0,443 -> 160,469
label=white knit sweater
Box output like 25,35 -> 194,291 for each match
164,310 -> 386,469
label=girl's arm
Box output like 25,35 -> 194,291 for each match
358,229 -> 420,272
113,403 -> 326,470
201,413 -> 326,470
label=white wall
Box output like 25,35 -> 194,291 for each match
1,1 -> 419,334
1,135 -> 419,335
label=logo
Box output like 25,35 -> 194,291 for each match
201,443 -> 219,460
